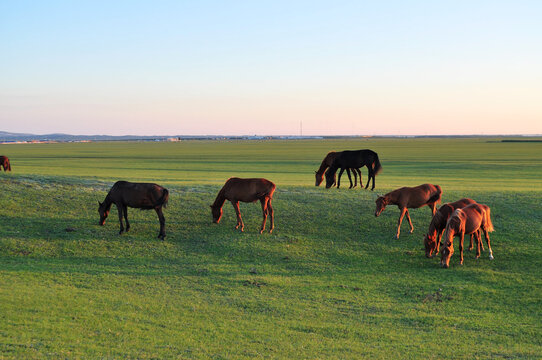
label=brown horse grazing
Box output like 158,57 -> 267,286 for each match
0,156 -> 11,171
98,181 -> 169,239
211,177 -> 275,233
375,183 -> 442,239
315,151 -> 362,188
440,203 -> 494,268
424,198 -> 479,258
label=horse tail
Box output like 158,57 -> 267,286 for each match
158,188 -> 169,208
428,185 -> 442,204
372,153 -> 383,175
484,206 -> 494,232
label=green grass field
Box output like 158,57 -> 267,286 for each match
1,138 -> 541,359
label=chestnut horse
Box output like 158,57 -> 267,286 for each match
211,177 -> 275,233
0,156 -> 11,171
315,151 -> 362,188
375,183 -> 442,239
440,203 -> 494,268
424,198 -> 479,258
325,149 -> 382,190
98,181 -> 169,239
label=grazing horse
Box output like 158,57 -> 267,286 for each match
440,203 -> 494,268
211,177 -> 275,233
315,151 -> 362,188
98,181 -> 169,239
375,183 -> 442,239
424,198 -> 479,258
325,149 -> 382,190
0,156 -> 11,171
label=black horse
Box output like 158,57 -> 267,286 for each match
325,150 -> 382,190
98,181 -> 169,239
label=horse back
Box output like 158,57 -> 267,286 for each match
459,203 -> 490,235
110,181 -> 168,209
224,177 -> 275,202
336,149 -> 377,168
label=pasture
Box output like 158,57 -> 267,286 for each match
0,138 -> 541,359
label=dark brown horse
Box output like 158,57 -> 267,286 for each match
440,203 -> 494,268
98,181 -> 169,239
315,151 -> 362,188
424,198 -> 478,258
375,183 -> 442,239
211,177 -> 275,233
0,156 -> 11,171
325,150 -> 382,190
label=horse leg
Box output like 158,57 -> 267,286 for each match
268,199 -> 274,233
155,207 -> 166,239
117,204 -> 125,235
396,207 -> 407,239
337,168 -> 345,189
482,227 -> 494,260
346,168 -> 353,189
123,205 -> 130,232
405,209 -> 414,234
475,230 -> 481,259
436,229 -> 443,256
259,198 -> 268,234
368,166 -> 376,190
356,168 -> 363,188
232,201 -> 244,231
459,232 -> 465,265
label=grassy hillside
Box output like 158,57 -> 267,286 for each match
0,138 -> 541,359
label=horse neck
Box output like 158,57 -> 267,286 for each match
316,159 -> 329,175
427,217 -> 439,238
211,187 -> 227,209
384,192 -> 399,206
103,193 -> 114,210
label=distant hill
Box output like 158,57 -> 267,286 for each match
0,131 -> 168,142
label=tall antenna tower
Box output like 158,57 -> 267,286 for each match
300,121 -> 303,137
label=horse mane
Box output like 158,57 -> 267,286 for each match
435,204 -> 454,226
447,209 -> 464,230
211,184 -> 227,208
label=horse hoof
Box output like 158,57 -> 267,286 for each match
259,230 -> 264,234
489,255 -> 494,260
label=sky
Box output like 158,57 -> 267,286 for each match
1,0 -> 541,136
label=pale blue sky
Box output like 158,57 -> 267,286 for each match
1,1 -> 541,135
